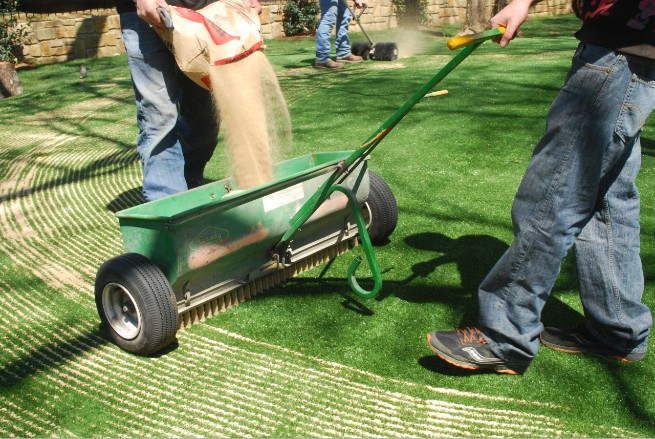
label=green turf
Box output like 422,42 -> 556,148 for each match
1,13 -> 654,437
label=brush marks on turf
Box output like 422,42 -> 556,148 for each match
0,91 -> 643,438
0,309 -> 566,438
0,121 -> 137,300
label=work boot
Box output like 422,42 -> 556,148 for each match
336,53 -> 364,63
426,327 -> 523,375
314,59 -> 344,69
540,324 -> 646,362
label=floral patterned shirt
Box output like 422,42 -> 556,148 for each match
573,0 -> 655,58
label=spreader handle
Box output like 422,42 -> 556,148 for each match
447,26 -> 506,50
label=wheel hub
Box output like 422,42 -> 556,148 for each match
102,282 -> 142,340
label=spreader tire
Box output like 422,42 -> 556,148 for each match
95,253 -> 178,356
364,171 -> 398,244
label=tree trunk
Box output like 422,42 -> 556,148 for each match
399,0 -> 422,30
492,0 -> 510,16
0,61 -> 23,99
463,0 -> 489,33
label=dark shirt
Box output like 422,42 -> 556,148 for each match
115,0 -> 218,14
573,0 -> 655,58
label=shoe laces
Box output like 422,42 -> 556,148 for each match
457,327 -> 487,346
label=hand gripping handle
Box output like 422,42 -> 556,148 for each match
447,26 -> 506,50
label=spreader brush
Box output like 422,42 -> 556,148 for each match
177,238 -> 356,330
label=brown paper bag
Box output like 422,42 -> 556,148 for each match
156,0 -> 264,90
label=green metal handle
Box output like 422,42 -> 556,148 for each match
273,32 -> 502,296
328,185 -> 382,299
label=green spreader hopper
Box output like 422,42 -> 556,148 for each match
96,151 -> 397,355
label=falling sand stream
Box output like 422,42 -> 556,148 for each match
208,50 -> 292,189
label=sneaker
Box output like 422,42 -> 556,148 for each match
336,54 -> 364,63
426,327 -> 522,375
314,60 -> 344,69
540,324 -> 645,362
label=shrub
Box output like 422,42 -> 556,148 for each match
392,0 -> 429,28
0,0 -> 29,63
283,0 -> 320,37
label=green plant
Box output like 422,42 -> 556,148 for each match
392,0 -> 429,28
0,0 -> 28,63
282,0 -> 319,37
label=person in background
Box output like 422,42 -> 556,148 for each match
114,0 -> 261,202
426,0 -> 654,374
315,0 -> 366,69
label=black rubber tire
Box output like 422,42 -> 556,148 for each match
364,171 -> 398,245
95,253 -> 178,356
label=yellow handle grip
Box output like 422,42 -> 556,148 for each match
447,26 -> 506,50
424,90 -> 448,98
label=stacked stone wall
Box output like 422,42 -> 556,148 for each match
19,9 -> 123,65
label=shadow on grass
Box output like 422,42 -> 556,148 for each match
2,59 -> 139,204
417,354 -> 509,376
0,325 -> 179,390
0,148 -> 139,205
107,187 -> 145,213
401,232 -> 508,293
642,137 -> 655,158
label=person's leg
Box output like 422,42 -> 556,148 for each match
315,0 -> 338,64
177,74 -> 219,189
121,12 -> 187,201
542,142 -> 649,361
565,54 -> 655,357
476,44 -> 653,369
334,0 -> 352,59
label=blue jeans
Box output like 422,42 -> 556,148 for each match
120,12 -> 219,202
315,0 -> 352,63
478,43 -> 655,371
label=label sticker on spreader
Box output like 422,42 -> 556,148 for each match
263,183 -> 305,212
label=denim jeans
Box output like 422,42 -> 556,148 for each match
478,43 -> 655,371
315,0 -> 352,63
120,12 -> 219,202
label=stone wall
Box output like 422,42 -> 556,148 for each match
17,0 -> 573,65
424,0 -> 571,26
19,9 -> 123,65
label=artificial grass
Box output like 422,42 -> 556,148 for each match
1,13 -> 654,437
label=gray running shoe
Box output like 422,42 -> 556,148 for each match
540,324 -> 645,362
426,327 -> 523,375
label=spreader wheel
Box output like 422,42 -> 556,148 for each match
363,171 -> 398,244
95,253 -> 178,356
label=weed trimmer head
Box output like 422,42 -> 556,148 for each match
371,42 -> 398,61
351,41 -> 398,61
351,41 -> 373,60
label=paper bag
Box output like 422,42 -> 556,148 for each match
156,0 -> 264,90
